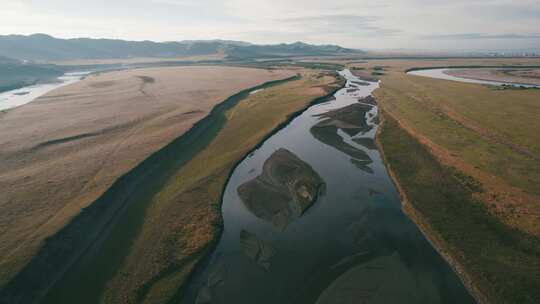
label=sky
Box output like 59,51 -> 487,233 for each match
1,0 -> 539,50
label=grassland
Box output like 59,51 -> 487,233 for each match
363,59 -> 540,234
0,66 -> 294,296
360,58 -> 540,303
38,69 -> 342,303
378,114 -> 540,304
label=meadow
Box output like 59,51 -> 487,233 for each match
361,58 -> 540,303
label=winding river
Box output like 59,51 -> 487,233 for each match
181,70 -> 475,303
408,68 -> 540,88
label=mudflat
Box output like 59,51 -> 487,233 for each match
0,66 -> 294,285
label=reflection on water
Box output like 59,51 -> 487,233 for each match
317,253 -> 436,304
239,230 -> 276,270
181,70 -> 475,304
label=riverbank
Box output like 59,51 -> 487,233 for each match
444,68 -> 540,86
375,112 -> 486,303
375,103 -> 540,303
368,58 -> 540,303
38,70 -> 343,304
407,67 -> 540,88
369,62 -> 540,233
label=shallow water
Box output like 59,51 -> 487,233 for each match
181,70 -> 475,304
408,68 -> 540,88
0,72 -> 88,111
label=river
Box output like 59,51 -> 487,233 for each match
0,72 -> 89,111
180,70 -> 475,304
408,68 -> 540,88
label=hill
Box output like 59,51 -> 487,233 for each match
0,34 -> 361,62
225,41 -> 357,58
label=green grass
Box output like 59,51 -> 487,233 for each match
379,114 -> 540,304
374,71 -> 540,195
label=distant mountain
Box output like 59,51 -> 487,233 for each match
179,39 -> 252,47
0,34 -> 361,62
225,41 -> 357,59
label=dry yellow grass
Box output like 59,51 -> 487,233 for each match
0,66 -> 294,287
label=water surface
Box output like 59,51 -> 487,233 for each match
408,68 -> 540,88
181,70 -> 475,303
0,72 -> 88,111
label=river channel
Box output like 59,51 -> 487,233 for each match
408,68 -> 540,88
181,70 -> 475,304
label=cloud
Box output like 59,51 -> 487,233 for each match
1,0 -> 539,49
425,33 -> 540,40
277,14 -> 402,37
150,0 -> 198,6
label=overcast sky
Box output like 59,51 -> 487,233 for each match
1,0 -> 539,50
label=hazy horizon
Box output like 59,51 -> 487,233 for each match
1,0 -> 539,51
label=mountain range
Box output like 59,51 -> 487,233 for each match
0,34 -> 361,62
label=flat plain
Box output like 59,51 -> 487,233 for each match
0,66 -> 294,288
